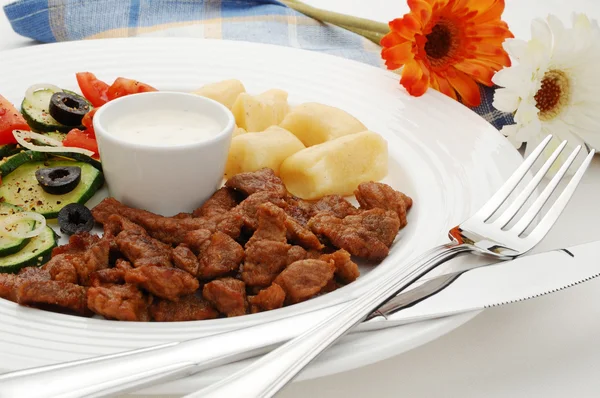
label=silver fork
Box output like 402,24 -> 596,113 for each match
189,136 -> 596,398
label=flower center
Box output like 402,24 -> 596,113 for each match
424,20 -> 458,66
534,69 -> 570,121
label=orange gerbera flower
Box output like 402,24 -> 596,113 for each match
381,0 -> 513,106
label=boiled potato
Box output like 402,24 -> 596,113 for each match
280,131 -> 387,199
193,79 -> 246,109
233,126 -> 247,137
232,89 -> 290,132
225,126 -> 305,177
279,102 -> 366,147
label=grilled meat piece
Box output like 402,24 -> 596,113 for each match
248,283 -> 286,313
124,266 -> 199,301
274,259 -> 335,304
354,182 -> 412,228
203,277 -> 248,317
309,208 -> 400,261
87,284 -> 150,321
150,295 -> 219,322
18,280 -> 90,316
225,168 -> 287,197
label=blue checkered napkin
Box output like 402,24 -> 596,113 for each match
3,0 -> 513,130
472,84 -> 515,130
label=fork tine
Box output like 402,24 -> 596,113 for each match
511,144 -> 583,236
476,134 -> 553,220
526,149 -> 595,241
494,140 -> 568,227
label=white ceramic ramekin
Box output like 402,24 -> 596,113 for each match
93,91 -> 235,216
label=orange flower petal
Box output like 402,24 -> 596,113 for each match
400,60 -> 424,95
390,14 -> 421,40
466,23 -> 512,38
472,0 -> 506,24
382,41 -> 414,69
385,60 -> 402,70
473,50 -> 511,68
430,0 -> 449,13
430,74 -> 441,91
467,41 -> 506,56
407,0 -> 433,27
453,60 -> 495,85
410,61 -> 432,96
380,31 -> 406,48
446,69 -> 481,106
433,73 -> 458,101
450,0 -> 473,17
473,54 -> 510,70
462,0 -> 495,15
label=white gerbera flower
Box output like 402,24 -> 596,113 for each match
492,14 -> 600,169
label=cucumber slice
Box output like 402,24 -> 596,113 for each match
0,226 -> 57,273
0,150 -> 48,177
52,152 -> 103,172
32,132 -> 102,171
21,89 -> 91,133
0,160 -> 104,218
0,150 -> 101,178
0,145 -> 22,159
0,203 -> 35,256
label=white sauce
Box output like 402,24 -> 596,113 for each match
108,109 -> 223,146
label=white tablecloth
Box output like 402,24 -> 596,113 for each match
1,1 -> 600,397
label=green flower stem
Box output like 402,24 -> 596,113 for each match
281,0 -> 390,35
337,24 -> 386,45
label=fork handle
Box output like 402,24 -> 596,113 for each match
189,242 -> 469,398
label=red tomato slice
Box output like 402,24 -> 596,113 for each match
106,77 -> 157,101
81,108 -> 98,138
63,128 -> 99,157
76,72 -> 110,107
0,94 -> 30,145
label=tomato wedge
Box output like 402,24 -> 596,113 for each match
63,128 -> 99,157
76,72 -> 110,107
0,94 -> 30,145
81,108 -> 98,138
106,77 -> 157,101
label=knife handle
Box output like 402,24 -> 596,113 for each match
0,342 -> 195,398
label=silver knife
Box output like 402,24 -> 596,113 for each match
359,239 -> 600,331
1,241 -> 599,398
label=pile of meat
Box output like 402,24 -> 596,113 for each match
0,168 -> 412,322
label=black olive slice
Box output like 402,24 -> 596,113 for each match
49,92 -> 91,126
35,166 -> 81,195
57,203 -> 94,235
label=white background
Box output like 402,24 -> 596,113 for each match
1,0 -> 600,397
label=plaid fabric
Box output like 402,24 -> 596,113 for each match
3,0 -> 513,130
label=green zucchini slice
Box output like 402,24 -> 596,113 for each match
0,160 -> 104,218
0,226 -> 57,274
0,203 -> 35,257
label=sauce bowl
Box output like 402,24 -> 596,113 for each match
93,91 -> 235,216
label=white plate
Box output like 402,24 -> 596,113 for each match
0,38 -> 522,394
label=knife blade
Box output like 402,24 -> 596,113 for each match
359,240 -> 600,331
